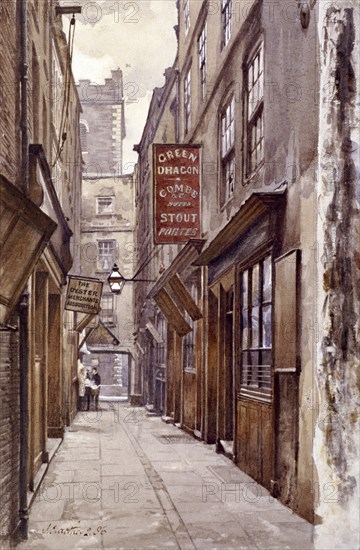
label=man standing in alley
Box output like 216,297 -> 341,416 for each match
92,367 -> 101,411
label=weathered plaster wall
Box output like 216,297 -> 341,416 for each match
315,2 -> 360,548
80,175 -> 135,348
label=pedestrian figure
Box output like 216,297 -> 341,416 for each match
84,371 -> 93,411
92,367 -> 101,411
77,363 -> 86,411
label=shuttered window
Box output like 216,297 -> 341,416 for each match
240,255 -> 272,401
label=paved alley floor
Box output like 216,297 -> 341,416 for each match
15,404 -> 314,550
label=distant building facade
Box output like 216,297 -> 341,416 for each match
77,71 -> 135,397
133,0 -> 360,540
77,69 -> 126,178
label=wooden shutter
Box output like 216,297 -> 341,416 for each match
274,249 -> 300,372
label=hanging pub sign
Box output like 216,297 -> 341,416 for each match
65,275 -> 103,315
153,144 -> 201,244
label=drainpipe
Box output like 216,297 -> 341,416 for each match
18,0 -> 30,539
18,291 -> 29,539
20,0 -> 29,196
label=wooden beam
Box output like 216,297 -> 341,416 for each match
168,274 -> 202,321
154,288 -> 191,337
75,313 -> 97,333
146,322 -> 163,343
55,6 -> 82,15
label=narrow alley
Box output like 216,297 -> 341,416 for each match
15,403 -> 314,550
1,2 -> 359,548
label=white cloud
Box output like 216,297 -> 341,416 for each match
72,49 -> 115,83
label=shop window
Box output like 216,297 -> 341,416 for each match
198,22 -> 207,101
96,196 -> 114,214
220,95 -> 235,205
221,0 -> 232,48
184,0 -> 190,34
98,240 -> 116,271
245,42 -> 264,178
184,67 -> 191,134
240,255 -> 272,400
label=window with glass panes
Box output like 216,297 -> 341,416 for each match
183,281 -> 198,372
240,255 -> 272,400
221,96 -> 235,204
98,240 -> 116,270
246,43 -> 264,176
157,315 -> 166,365
184,68 -> 191,134
184,0 -> 190,34
198,23 -> 207,101
222,0 -> 232,48
100,293 -> 114,325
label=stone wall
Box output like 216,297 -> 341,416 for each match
315,2 -> 360,548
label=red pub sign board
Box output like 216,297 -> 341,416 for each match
153,144 -> 201,244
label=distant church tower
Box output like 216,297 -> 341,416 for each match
77,69 -> 125,177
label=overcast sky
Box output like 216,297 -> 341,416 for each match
62,1 -> 178,172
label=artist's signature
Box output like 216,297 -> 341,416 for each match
41,522 -> 107,536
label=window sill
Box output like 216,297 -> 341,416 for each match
243,160 -> 264,186
238,387 -> 272,404
184,369 -> 196,375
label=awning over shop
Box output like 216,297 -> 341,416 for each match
153,288 -> 191,337
0,175 -> 57,324
147,239 -> 205,336
193,187 -> 286,266
148,239 -> 205,298
29,145 -> 73,274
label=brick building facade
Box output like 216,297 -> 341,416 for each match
0,1 -> 82,543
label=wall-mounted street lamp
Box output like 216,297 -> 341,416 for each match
107,264 -> 156,295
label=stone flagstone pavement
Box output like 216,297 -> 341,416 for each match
14,403 -> 314,550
